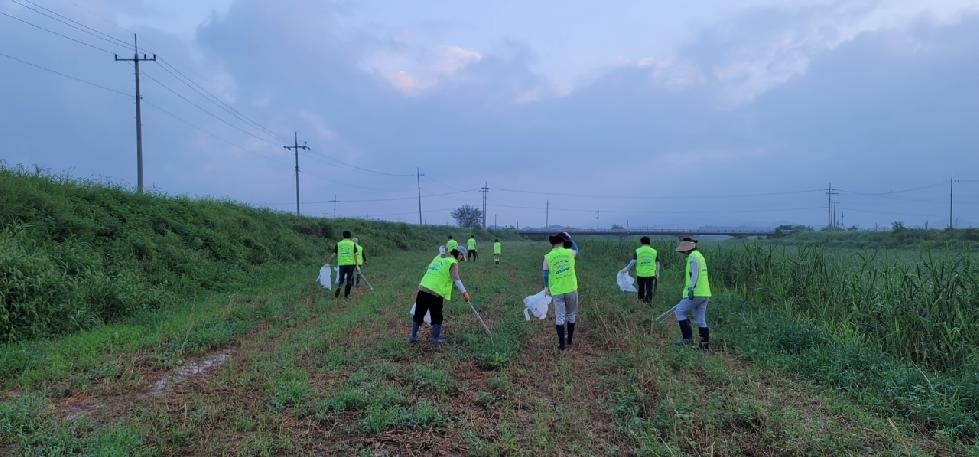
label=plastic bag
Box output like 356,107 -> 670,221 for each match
617,270 -> 637,292
335,266 -> 341,285
522,289 -> 551,321
408,303 -> 432,325
317,265 -> 332,289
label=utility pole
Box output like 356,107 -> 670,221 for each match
115,34 -> 156,193
283,132 -> 310,216
480,182 -> 489,228
545,200 -> 549,228
330,194 -> 338,217
950,179 -> 979,228
826,182 -> 839,229
416,168 -> 425,225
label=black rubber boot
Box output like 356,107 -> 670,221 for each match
567,322 -> 576,346
555,324 -> 566,350
698,327 -> 709,350
409,322 -> 420,343
431,324 -> 446,343
675,319 -> 693,345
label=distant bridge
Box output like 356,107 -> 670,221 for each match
515,228 -> 776,238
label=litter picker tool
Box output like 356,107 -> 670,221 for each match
655,304 -> 678,323
467,300 -> 492,336
356,266 -> 374,291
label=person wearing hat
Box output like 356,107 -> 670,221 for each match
410,248 -> 471,343
673,237 -> 711,349
326,230 -> 359,299
492,239 -> 502,264
467,234 -> 478,261
559,231 -> 579,256
543,233 -> 579,351
621,236 -> 660,304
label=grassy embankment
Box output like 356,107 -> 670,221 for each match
1,168 -> 977,455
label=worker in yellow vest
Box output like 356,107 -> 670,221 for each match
673,237 -> 711,349
446,235 -> 458,252
467,235 -> 478,261
621,236 -> 659,304
543,233 -> 579,351
352,237 -> 366,286
492,239 -> 502,264
410,248 -> 471,343
326,230 -> 359,299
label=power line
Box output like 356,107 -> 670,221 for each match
140,69 -> 278,147
0,50 -> 131,97
156,58 -> 286,143
496,187 -> 825,200
0,9 -> 114,54
9,0 -> 130,50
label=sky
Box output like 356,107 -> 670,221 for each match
3,0 -> 979,230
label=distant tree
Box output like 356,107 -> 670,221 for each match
451,205 -> 483,228
891,221 -> 906,232
773,224 -> 814,238
611,224 -> 624,230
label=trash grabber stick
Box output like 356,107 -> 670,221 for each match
467,301 -> 492,336
655,304 -> 678,323
356,266 -> 374,291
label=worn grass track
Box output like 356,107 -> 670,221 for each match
0,241 -> 970,455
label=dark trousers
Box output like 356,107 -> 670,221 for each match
414,290 -> 444,325
468,250 -> 477,261
335,265 -> 356,297
637,276 -> 657,303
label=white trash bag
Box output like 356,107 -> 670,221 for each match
617,270 -> 637,292
317,264 -> 332,289
522,289 -> 551,321
408,303 -> 432,325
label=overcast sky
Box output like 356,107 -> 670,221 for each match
3,0 -> 979,229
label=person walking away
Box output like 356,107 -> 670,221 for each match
492,239 -> 502,264
327,230 -> 359,299
410,248 -> 471,343
543,233 -> 579,351
446,235 -> 458,252
467,234 -> 478,261
673,237 -> 711,349
622,236 -> 659,304
352,237 -> 366,286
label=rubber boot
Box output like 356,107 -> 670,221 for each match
567,322 -> 576,346
409,322 -> 419,343
555,324 -> 566,350
431,324 -> 447,343
674,319 -> 693,345
698,327 -> 709,350
334,285 -> 341,298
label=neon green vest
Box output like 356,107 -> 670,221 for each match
420,255 -> 458,300
493,242 -> 501,255
336,239 -> 356,266
355,244 -> 364,265
635,245 -> 658,278
545,247 -> 578,295
683,250 -> 711,298
467,238 -> 477,250
446,239 -> 458,251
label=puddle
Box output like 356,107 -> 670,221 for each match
150,350 -> 233,395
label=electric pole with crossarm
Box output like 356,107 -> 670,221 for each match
283,132 -> 310,216
114,34 -> 156,193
